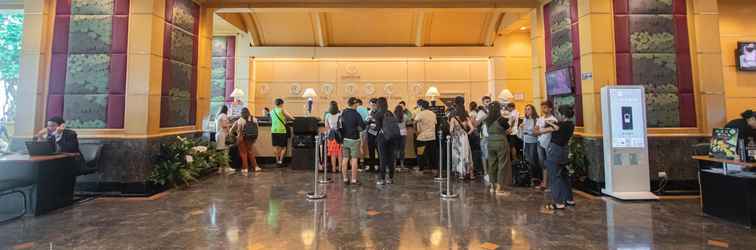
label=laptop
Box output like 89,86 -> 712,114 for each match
25,141 -> 57,156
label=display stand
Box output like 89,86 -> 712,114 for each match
600,86 -> 658,200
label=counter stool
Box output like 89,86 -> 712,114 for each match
0,180 -> 33,223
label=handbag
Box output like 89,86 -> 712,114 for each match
333,116 -> 344,143
226,123 -> 238,145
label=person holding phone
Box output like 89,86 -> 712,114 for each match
540,105 -> 576,210
533,101 -> 557,191
520,104 -> 541,186
35,116 -> 80,154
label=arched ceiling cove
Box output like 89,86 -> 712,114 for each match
216,8 -> 530,47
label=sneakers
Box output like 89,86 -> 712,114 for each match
241,169 -> 249,176
386,179 -> 394,184
376,180 -> 385,185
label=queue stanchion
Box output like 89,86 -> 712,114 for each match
440,135 -> 458,199
307,135 -> 327,200
434,130 -> 446,182
318,132 -> 333,184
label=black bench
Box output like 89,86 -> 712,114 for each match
78,143 -> 103,176
0,179 -> 33,223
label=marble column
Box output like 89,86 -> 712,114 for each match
236,34 -> 253,113
126,0 -> 165,137
577,0 -> 616,136
689,0 -> 727,133
196,6 -> 214,130
530,7 -> 546,107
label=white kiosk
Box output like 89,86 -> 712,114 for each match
600,86 -> 658,200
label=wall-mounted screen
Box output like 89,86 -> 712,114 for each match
546,67 -> 573,96
736,42 -> 756,71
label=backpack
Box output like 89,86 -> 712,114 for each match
243,119 -> 258,141
381,112 -> 401,140
328,115 -> 344,144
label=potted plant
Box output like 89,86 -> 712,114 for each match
148,136 -> 229,188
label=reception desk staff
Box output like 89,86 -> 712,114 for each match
726,109 -> 756,146
35,116 -> 80,154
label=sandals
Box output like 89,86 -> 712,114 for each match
544,204 -> 566,210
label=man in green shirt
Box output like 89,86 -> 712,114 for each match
270,98 -> 294,167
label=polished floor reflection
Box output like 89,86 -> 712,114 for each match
1,169 -> 755,249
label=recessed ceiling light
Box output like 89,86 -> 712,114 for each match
519,26 -> 528,30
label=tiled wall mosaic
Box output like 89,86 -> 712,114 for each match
48,0 -> 128,129
209,36 -> 235,121
544,0 -> 583,126
614,0 -> 696,127
160,0 -> 199,128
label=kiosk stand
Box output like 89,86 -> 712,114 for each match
600,86 -> 658,200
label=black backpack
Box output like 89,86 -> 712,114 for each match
243,119 -> 258,141
381,112 -> 401,140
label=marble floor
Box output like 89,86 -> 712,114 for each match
1,168 -> 755,250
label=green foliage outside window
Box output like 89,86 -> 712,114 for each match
0,13 -> 22,121
0,12 -> 23,149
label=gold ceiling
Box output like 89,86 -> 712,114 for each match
214,7 -> 531,47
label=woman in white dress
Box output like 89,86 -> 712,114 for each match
215,105 -> 231,172
449,96 -> 475,180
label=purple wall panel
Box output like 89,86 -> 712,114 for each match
55,0 -> 71,15
111,16 -> 129,54
46,95 -> 64,119
161,0 -> 200,127
48,54 -> 68,95
114,0 -> 130,15
613,0 -> 696,127
109,54 -> 127,95
107,95 -> 125,128
544,0 -> 583,126
48,0 -> 129,129
51,16 -> 69,54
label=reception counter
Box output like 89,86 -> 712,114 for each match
211,119 -> 418,160
0,153 -> 80,215
695,156 -> 756,228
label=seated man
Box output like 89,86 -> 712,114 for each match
725,109 -> 756,146
35,116 -> 80,154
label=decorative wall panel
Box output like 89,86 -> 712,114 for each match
544,0 -> 583,126
209,36 -> 235,121
614,0 -> 696,127
48,0 -> 128,128
160,0 -> 199,127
